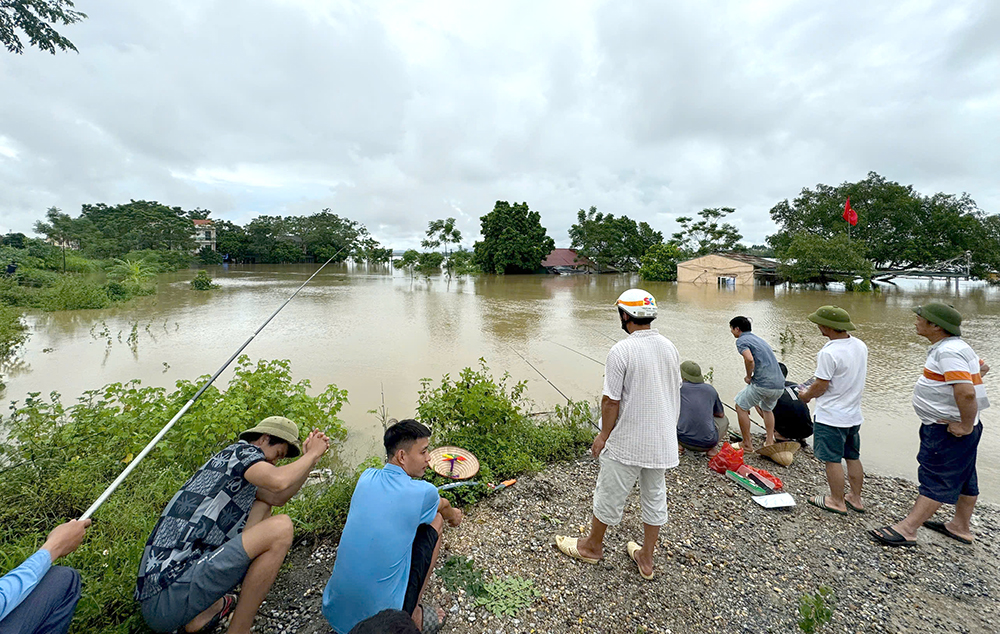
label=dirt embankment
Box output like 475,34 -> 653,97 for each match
256,444 -> 999,634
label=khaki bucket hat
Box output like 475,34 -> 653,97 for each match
239,416 -> 302,458
680,360 -> 704,383
757,441 -> 801,467
912,302 -> 962,336
807,305 -> 856,331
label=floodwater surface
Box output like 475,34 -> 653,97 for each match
5,265 -> 999,500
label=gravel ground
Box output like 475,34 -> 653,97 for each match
255,442 -> 999,634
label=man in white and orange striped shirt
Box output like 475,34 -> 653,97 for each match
870,303 -> 990,547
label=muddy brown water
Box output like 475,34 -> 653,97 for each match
5,265 -> 998,500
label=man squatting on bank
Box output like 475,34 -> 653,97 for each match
135,416 -> 330,634
554,289 -> 681,580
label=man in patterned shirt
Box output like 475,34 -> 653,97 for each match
136,416 -> 330,633
555,289 -> 681,580
871,304 -> 990,547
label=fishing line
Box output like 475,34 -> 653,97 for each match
507,345 -> 601,432
541,340 -> 770,434
79,244 -> 354,520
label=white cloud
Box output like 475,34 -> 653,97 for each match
0,0 -> 997,248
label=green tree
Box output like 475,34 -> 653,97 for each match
777,232 -> 874,284
416,251 -> 445,276
79,200 -> 195,256
768,172 -> 1000,276
422,218 -> 462,257
639,243 -> 683,281
670,207 -> 745,257
107,257 -> 158,284
353,236 -> 392,265
473,201 -> 555,275
445,248 -> 479,277
214,220 -> 250,262
1,0 -> 86,54
32,206 -> 76,271
393,249 -> 420,277
569,206 -> 663,272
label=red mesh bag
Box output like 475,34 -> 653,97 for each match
741,465 -> 784,491
708,443 -> 744,474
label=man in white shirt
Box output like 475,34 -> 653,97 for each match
871,303 -> 990,547
798,306 -> 868,516
554,289 -> 681,580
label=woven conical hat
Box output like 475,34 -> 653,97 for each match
757,441 -> 800,467
428,446 -> 480,480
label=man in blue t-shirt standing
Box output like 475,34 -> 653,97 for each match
730,316 -> 786,452
323,420 -> 463,634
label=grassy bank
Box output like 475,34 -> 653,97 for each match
0,360 -> 594,633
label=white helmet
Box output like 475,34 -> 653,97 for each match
615,288 -> 657,319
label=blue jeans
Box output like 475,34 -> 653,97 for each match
0,567 -> 81,634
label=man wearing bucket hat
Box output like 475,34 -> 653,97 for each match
136,416 -> 330,634
677,360 -> 728,457
798,306 -> 868,516
871,303 -> 990,547
555,289 -> 681,581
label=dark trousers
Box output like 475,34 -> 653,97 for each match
0,567 -> 81,634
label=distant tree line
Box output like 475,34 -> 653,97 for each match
32,201 -> 393,265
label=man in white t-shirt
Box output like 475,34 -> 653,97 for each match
554,289 -> 680,580
798,306 -> 868,516
871,303 -> 990,547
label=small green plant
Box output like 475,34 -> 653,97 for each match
436,555 -> 487,598
107,258 -> 158,284
703,366 -> 714,384
475,576 -> 542,616
798,586 -> 836,633
190,270 -> 219,290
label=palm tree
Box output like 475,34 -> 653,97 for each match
108,258 -> 158,284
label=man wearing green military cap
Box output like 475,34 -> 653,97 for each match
799,306 -> 869,516
871,303 -> 990,547
136,416 -> 331,634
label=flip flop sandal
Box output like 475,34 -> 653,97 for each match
554,536 -> 599,564
923,520 -> 973,545
845,499 -> 866,514
868,526 -> 916,548
186,593 -> 238,634
419,604 -> 443,634
627,541 -> 654,580
808,495 -> 848,516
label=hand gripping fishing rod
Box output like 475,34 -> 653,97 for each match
79,246 -> 353,520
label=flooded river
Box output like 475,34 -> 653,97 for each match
5,265 -> 999,500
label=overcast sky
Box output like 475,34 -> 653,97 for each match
1,0 -> 998,249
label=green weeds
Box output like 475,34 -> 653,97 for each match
190,270 -> 219,290
798,586 -> 836,633
436,556 -> 540,617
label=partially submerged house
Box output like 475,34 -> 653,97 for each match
677,252 -> 779,285
541,249 -> 596,274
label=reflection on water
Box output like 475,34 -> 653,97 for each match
4,265 -> 999,500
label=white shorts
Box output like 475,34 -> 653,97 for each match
592,453 -> 668,526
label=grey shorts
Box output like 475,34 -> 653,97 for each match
735,384 -> 784,412
593,454 -> 667,527
140,537 -> 251,633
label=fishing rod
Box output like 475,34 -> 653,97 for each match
507,345 -> 601,432
585,325 -> 619,343
79,244 -> 354,521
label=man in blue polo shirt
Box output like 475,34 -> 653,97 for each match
323,420 -> 463,633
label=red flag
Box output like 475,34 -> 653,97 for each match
843,197 -> 858,226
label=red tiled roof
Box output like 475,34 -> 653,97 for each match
541,249 -> 593,268
192,219 -> 213,226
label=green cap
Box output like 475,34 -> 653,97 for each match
680,360 -> 704,383
912,303 -> 962,336
807,305 -> 856,331
239,416 -> 302,458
